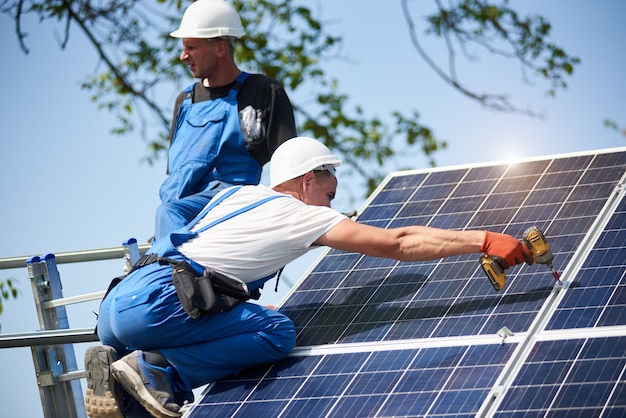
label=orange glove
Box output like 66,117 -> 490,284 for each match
481,231 -> 533,268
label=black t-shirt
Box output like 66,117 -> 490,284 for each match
170,73 -> 297,167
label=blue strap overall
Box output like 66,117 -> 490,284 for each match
97,187 -> 296,390
154,72 -> 262,241
153,186 -> 283,276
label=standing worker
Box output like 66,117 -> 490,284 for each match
154,0 -> 297,241
85,137 -> 533,418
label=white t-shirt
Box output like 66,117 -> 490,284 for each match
178,185 -> 347,283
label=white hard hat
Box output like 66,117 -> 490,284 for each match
170,0 -> 245,39
270,137 -> 342,188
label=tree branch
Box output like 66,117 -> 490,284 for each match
60,0 -> 170,131
401,0 -> 568,117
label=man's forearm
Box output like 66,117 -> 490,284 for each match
321,220 -> 529,268
393,226 -> 485,262
320,220 -> 483,261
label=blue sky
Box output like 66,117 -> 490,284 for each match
1,1 -> 625,417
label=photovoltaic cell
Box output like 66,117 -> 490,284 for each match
547,197 -> 626,330
188,148 -> 626,418
495,336 -> 626,417
193,344 -> 518,418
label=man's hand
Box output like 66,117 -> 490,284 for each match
481,231 -> 533,268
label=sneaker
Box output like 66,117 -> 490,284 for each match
111,350 -> 182,418
84,345 -> 124,418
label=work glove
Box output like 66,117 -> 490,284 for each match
481,231 -> 533,268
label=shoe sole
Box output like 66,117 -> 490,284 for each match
111,359 -> 181,418
84,345 -> 124,418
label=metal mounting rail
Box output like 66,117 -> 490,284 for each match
0,328 -> 99,348
0,242 -> 151,270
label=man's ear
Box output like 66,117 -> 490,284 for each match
215,39 -> 228,57
304,171 -> 316,182
301,171 -> 315,190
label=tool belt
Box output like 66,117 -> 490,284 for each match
102,253 -> 251,319
167,258 -> 251,318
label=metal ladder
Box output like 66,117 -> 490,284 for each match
0,239 -> 150,418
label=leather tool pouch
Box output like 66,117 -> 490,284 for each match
170,260 -> 251,319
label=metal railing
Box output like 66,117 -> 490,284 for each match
0,239 -> 150,418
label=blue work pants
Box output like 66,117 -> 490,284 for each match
96,263 -> 296,390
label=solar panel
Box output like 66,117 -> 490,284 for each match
186,147 -> 626,417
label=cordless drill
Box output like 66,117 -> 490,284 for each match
480,226 -> 561,291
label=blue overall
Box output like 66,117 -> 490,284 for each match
97,188 -> 296,392
154,72 -> 262,241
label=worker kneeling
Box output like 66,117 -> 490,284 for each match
85,136 -> 532,418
